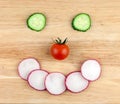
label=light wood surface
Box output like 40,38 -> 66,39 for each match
0,0 -> 120,103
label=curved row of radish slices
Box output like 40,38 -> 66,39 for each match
18,58 -> 101,95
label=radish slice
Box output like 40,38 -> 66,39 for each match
81,60 -> 101,81
45,73 -> 66,95
27,69 -> 48,91
66,72 -> 89,93
18,58 -> 40,80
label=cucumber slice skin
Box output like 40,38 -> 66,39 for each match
27,13 -> 46,32
72,13 -> 91,32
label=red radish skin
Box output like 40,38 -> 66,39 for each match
45,72 -> 66,95
18,58 -> 40,80
81,59 -> 102,81
65,71 -> 90,93
27,69 -> 49,91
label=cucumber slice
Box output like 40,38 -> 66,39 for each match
72,13 -> 91,32
27,13 -> 46,32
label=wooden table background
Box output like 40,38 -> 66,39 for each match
0,0 -> 120,103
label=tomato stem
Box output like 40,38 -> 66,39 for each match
62,38 -> 68,44
55,38 -> 68,44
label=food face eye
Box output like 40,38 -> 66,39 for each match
72,13 -> 91,32
27,13 -> 46,32
26,13 -> 91,32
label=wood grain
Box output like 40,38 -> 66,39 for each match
0,0 -> 120,103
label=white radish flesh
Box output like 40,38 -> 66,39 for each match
66,72 -> 89,93
81,60 -> 101,81
27,69 -> 48,91
45,73 -> 66,95
18,58 -> 40,80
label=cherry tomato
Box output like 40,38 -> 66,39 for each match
50,38 -> 69,60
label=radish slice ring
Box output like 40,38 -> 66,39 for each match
27,69 -> 48,91
66,72 -> 89,93
81,60 -> 101,81
45,72 -> 66,95
18,58 -> 40,80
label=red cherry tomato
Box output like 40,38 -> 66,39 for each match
50,38 -> 69,60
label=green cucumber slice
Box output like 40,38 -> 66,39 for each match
72,13 -> 91,32
27,13 -> 46,32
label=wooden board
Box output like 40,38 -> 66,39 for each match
0,0 -> 120,103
